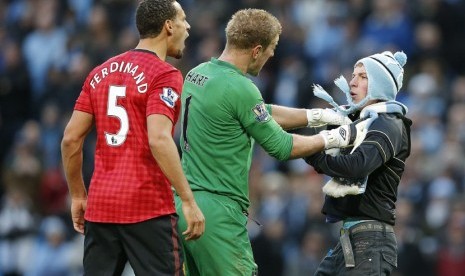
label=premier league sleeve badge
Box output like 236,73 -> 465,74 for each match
252,102 -> 270,123
160,87 -> 179,108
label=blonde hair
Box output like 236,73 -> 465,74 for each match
225,9 -> 282,50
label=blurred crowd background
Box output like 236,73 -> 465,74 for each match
1,0 -> 465,275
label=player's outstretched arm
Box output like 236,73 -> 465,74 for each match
289,119 -> 366,158
268,105 -> 307,130
147,114 -> 205,240
269,105 -> 351,130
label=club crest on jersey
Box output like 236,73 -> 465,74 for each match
252,103 -> 270,123
160,87 -> 179,108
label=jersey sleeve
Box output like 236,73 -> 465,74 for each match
229,81 -> 293,161
146,69 -> 183,123
74,73 -> 94,114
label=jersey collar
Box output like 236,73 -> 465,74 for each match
131,49 -> 159,58
210,58 -> 244,75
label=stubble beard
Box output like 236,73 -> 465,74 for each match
174,49 -> 183,59
174,37 -> 186,59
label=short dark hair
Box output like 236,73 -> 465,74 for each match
136,0 -> 177,39
225,9 -> 282,50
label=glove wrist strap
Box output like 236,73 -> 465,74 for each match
307,109 -> 322,127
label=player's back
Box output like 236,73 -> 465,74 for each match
88,50 -> 166,158
180,58 -> 260,210
75,49 -> 182,223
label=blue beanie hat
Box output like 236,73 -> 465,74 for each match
312,51 -> 407,114
355,51 -> 407,103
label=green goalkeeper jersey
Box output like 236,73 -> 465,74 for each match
180,58 -> 293,210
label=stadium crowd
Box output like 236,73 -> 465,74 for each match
1,0 -> 465,275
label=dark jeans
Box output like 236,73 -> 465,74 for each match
315,226 -> 397,276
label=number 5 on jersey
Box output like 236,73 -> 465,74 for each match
105,85 -> 129,146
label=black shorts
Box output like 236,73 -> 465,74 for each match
83,214 -> 184,276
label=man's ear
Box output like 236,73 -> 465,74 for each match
251,45 -> 263,60
165,20 -> 174,36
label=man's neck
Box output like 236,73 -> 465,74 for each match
218,48 -> 251,75
136,37 -> 167,61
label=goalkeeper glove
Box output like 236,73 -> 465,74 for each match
319,117 -> 370,149
306,108 -> 352,127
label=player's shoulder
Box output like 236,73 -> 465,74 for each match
185,60 -> 256,97
216,67 -> 255,92
206,59 -> 251,83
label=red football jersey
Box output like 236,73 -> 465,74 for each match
75,49 -> 182,223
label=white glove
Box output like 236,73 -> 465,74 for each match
319,116 -> 371,150
319,125 -> 354,149
306,108 -> 352,127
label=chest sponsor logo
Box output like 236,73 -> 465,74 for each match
252,102 -> 270,122
160,87 -> 179,108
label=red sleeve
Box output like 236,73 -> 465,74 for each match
74,74 -> 94,114
146,69 -> 183,123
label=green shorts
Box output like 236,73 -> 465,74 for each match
175,191 -> 258,276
